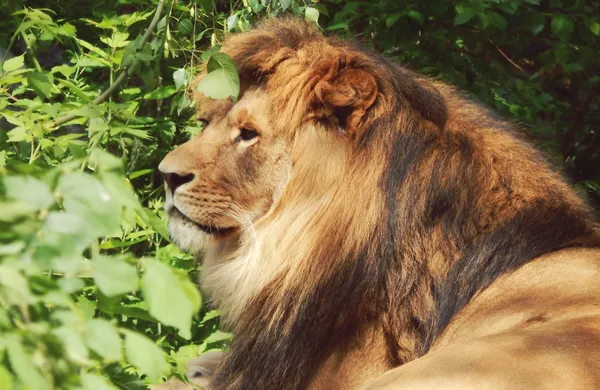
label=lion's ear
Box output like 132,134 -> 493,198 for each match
314,67 -> 378,133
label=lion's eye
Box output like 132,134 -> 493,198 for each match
237,128 -> 259,142
199,119 -> 209,128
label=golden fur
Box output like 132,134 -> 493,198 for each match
157,18 -> 600,390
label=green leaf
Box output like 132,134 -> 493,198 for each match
93,255 -> 139,297
204,329 -> 233,344
60,22 -> 77,37
52,326 -> 89,364
44,211 -> 90,237
0,200 -> 33,222
28,71 -> 54,99
57,172 -> 121,237
524,12 -> 545,36
5,334 -> 50,390
124,331 -> 169,382
83,319 -> 122,361
88,117 -> 109,137
226,14 -> 239,32
0,365 -> 13,390
305,7 -> 320,25
551,15 -> 574,41
454,9 -> 476,26
178,19 -> 193,35
82,373 -> 119,390
486,12 -> 507,30
89,149 -> 123,171
4,175 -> 53,211
407,10 -> 425,24
173,68 -> 188,89
589,19 -> 600,36
196,52 -> 240,101
2,54 -> 25,72
0,265 -> 30,306
386,13 -> 403,28
100,172 -> 142,209
7,127 -> 30,142
142,258 -> 201,339
144,85 -> 177,99
57,79 -> 93,103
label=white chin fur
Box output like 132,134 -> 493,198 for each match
168,218 -> 208,255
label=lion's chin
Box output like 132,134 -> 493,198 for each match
167,217 -> 209,255
167,209 -> 238,255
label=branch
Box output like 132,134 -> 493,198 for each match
488,39 -> 528,76
53,0 -> 165,127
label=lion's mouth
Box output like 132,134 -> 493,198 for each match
170,207 -> 236,236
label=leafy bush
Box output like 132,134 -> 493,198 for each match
0,0 -> 598,389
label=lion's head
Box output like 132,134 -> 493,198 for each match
159,18 -> 599,390
158,87 -> 292,253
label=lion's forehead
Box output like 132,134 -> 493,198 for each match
195,87 -> 272,127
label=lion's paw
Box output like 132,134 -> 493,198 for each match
187,350 -> 225,389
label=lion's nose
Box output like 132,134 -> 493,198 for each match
159,162 -> 194,194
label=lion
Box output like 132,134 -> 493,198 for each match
157,18 -> 600,390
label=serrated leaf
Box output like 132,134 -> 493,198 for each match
88,117 -> 109,137
82,373 -> 119,390
173,68 -> 188,89
28,71 -> 54,99
102,31 -> 129,48
124,331 -> 169,382
93,255 -> 139,297
454,9 -> 476,26
142,258 -> 201,339
84,319 -> 122,361
7,127 -> 30,142
551,15 -> 574,41
4,175 -> 53,211
60,22 -> 77,37
305,7 -> 320,24
196,52 -> 240,101
487,12 -> 507,30
2,54 -> 24,72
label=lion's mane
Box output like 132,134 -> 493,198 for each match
200,18 -> 600,390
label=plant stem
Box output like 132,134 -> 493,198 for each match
19,30 -> 42,72
52,0 -> 166,128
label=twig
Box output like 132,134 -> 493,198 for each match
488,39 -> 528,75
53,0 -> 165,127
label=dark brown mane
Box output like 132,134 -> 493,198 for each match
207,17 -> 600,390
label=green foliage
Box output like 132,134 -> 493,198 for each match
0,0 -> 598,389
196,52 -> 240,101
